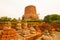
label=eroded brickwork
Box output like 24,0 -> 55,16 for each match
22,5 -> 39,20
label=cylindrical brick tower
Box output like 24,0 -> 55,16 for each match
22,5 -> 39,20
24,5 -> 36,14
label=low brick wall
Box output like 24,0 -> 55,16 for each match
0,23 -> 17,29
24,32 -> 41,40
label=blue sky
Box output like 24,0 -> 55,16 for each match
0,0 -> 60,19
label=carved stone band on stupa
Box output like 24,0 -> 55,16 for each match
22,5 -> 39,20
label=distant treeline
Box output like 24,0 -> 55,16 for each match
0,16 -> 17,23
0,14 -> 60,23
44,14 -> 60,22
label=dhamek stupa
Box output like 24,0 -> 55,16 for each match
22,5 -> 39,20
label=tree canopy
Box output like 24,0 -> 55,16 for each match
0,16 -> 17,23
44,14 -> 60,22
0,16 -> 11,22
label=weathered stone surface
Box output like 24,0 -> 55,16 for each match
25,5 -> 36,14
0,29 -> 17,40
22,5 -> 39,20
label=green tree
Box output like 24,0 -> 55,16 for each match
11,18 -> 17,23
0,16 -> 11,22
44,14 -> 60,22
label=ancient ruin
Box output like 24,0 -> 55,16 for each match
0,5 -> 56,40
22,5 -> 39,20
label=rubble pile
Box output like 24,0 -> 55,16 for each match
0,29 -> 18,40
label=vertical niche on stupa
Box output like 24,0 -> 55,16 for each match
22,5 -> 39,21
